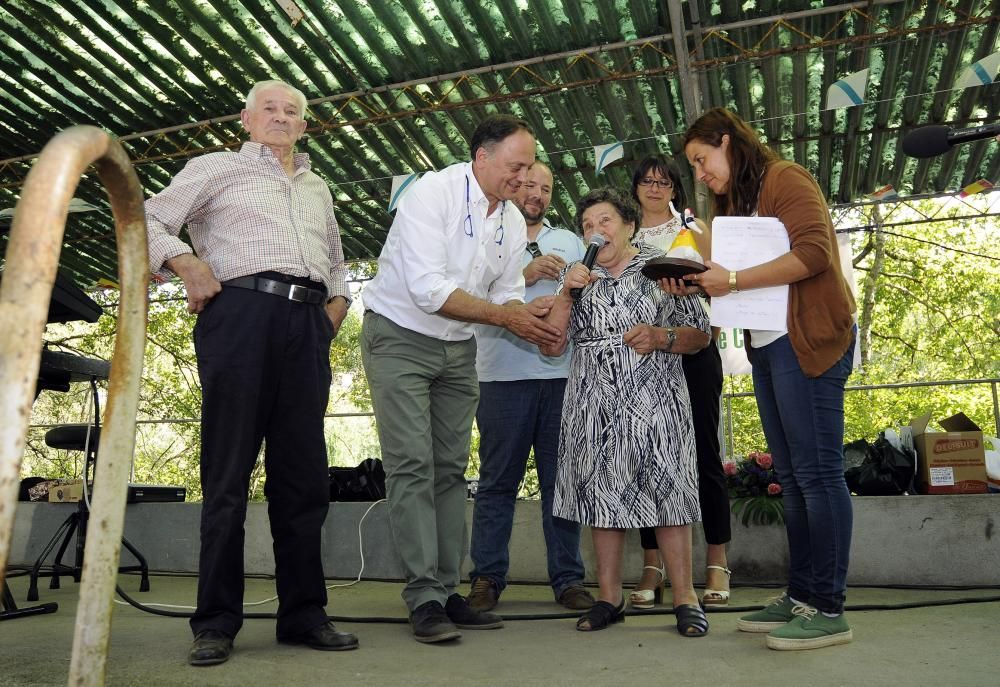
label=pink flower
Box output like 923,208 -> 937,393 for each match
755,453 -> 773,469
767,483 -> 782,496
723,460 -> 738,476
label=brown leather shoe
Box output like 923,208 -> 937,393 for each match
558,585 -> 596,610
189,630 -> 233,666
278,621 -> 359,651
466,577 -> 500,612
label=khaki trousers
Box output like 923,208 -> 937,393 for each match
360,311 -> 479,611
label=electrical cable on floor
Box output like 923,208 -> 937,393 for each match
109,499 -> 388,613
108,581 -> 1000,624
20,465 -> 1000,623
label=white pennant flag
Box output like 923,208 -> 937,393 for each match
594,142 -> 624,174
388,173 -> 419,213
957,50 -> 1000,89
825,68 -> 869,110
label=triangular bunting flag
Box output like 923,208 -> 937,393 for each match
959,179 -> 994,198
388,173 -> 419,213
0,198 -> 97,218
825,69 -> 869,110
957,50 -> 1000,89
594,142 -> 624,174
275,0 -> 305,27
868,184 -> 897,201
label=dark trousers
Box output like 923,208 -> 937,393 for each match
640,341 -> 730,550
470,378 -> 585,597
191,277 -> 334,639
751,332 -> 855,614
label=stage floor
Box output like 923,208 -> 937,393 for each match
2,573 -> 997,686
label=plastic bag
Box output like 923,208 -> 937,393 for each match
844,432 -> 916,496
329,458 -> 386,502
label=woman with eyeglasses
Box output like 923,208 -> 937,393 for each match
539,187 -> 711,638
627,155 -> 732,611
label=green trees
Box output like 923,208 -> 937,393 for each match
21,199 -> 1000,496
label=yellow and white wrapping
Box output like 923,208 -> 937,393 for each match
665,226 -> 704,264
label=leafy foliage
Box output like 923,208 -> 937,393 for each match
20,200 -> 1000,505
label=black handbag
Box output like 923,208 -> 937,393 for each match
844,433 -> 915,496
329,458 -> 387,502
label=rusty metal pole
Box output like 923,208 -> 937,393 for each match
0,126 -> 148,686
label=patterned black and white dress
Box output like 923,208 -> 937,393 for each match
552,245 -> 708,529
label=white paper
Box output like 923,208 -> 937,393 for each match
710,216 -> 790,330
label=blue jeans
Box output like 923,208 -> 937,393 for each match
470,378 -> 585,597
751,331 -> 855,614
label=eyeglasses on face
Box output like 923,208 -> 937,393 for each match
637,178 -> 673,189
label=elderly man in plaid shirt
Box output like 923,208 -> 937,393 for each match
145,79 -> 358,666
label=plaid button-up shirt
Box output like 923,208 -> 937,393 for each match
145,142 -> 350,303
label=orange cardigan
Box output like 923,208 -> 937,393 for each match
746,160 -> 856,377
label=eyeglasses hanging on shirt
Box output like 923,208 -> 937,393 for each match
464,175 -> 505,246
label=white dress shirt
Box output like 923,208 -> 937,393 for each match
363,161 -> 527,341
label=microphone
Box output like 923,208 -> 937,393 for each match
901,123 -> 1000,158
570,234 -> 606,300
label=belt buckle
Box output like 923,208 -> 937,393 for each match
287,284 -> 308,302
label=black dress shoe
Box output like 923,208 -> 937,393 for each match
278,621 -> 359,651
445,593 -> 503,630
189,630 -> 233,666
410,600 -> 462,644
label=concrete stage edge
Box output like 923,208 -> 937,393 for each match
9,494 -> 998,586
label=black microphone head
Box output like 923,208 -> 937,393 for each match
901,125 -> 952,158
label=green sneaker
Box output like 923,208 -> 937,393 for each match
736,595 -> 806,633
765,608 -> 853,651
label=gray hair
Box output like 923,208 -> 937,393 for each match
575,187 -> 641,237
245,80 -> 307,117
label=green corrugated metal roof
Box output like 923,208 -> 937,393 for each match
1,0 -> 998,287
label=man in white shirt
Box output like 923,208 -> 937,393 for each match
466,162 -> 594,612
361,115 -> 561,643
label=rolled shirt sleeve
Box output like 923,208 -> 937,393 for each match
144,157 -> 212,277
323,191 -> 352,305
394,186 -> 461,314
361,161 -> 529,340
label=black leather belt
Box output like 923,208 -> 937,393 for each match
224,276 -> 326,305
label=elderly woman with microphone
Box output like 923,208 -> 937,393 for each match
539,187 -> 712,637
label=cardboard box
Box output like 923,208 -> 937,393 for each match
48,479 -> 85,503
911,412 -> 988,494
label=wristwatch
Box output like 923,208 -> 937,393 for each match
664,327 -> 677,352
728,271 -> 739,293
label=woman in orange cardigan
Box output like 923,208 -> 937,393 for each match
681,108 -> 856,651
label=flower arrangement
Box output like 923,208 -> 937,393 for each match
723,451 -> 784,526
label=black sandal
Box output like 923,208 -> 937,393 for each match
673,604 -> 709,637
576,600 -> 625,632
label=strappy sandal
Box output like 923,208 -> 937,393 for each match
702,565 -> 732,607
628,565 -> 665,609
576,600 -> 626,632
673,603 -> 709,637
